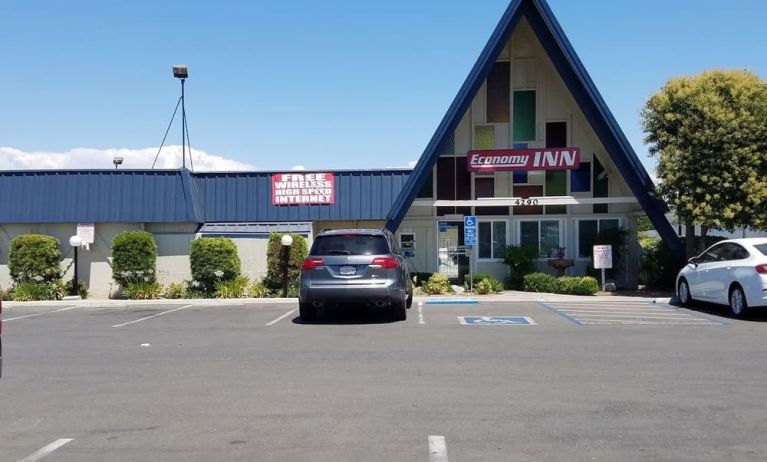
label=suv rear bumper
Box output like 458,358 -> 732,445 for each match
300,283 -> 405,305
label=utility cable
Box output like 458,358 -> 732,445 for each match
184,111 -> 194,171
151,96 -> 182,169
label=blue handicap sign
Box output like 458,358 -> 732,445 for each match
464,215 -> 477,246
459,316 -> 536,326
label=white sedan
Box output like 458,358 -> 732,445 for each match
676,238 -> 767,317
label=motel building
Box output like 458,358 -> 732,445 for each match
0,0 -> 682,298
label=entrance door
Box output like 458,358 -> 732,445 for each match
437,221 -> 469,282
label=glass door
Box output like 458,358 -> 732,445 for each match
437,221 -> 469,282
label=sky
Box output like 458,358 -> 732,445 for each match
1,0 -> 765,173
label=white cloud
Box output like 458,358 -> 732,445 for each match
291,165 -> 306,171
0,145 -> 255,171
406,160 -> 417,168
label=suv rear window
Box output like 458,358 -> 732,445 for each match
311,234 -> 390,256
754,244 -> 767,256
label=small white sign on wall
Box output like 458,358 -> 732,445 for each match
593,245 -> 612,269
77,223 -> 95,244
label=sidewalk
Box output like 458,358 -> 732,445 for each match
4,291 -> 674,308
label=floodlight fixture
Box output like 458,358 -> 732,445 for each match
113,157 -> 124,169
173,65 -> 189,79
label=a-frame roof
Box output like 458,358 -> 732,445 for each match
384,0 -> 684,263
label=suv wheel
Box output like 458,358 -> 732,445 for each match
299,303 -> 317,322
406,285 -> 413,309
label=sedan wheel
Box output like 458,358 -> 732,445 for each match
677,279 -> 692,306
729,285 -> 748,317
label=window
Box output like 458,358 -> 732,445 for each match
755,244 -> 767,256
545,170 -> 567,214
474,125 -> 495,150
545,122 -> 567,148
312,234 -> 389,256
519,220 -> 561,258
487,62 -> 510,123
399,233 -> 415,251
436,156 -> 471,216
593,156 -> 608,213
577,219 -> 620,258
475,176 -> 508,216
513,90 -> 536,141
478,221 -> 507,259
513,184 -> 543,215
571,162 -> 591,193
417,170 -> 434,199
699,244 -> 728,263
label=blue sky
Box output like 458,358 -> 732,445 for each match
0,0 -> 765,172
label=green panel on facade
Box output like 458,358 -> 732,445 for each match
545,170 -> 567,214
513,90 -> 536,142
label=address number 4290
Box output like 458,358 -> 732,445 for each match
514,198 -> 539,206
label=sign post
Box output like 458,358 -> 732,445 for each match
593,245 -> 613,291
464,216 -> 477,294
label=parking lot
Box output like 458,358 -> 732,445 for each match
2,297 -> 767,461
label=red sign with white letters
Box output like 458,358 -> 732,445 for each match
272,172 -> 335,205
466,148 -> 580,172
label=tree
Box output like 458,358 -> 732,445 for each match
642,69 -> 767,258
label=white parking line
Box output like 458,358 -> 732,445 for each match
428,435 -> 448,462
418,301 -> 425,325
3,306 -> 78,322
111,304 -> 193,328
18,438 -> 73,462
266,308 -> 297,326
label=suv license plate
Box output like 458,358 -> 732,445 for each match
339,266 -> 356,275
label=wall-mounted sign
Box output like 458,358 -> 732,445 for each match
272,173 -> 335,205
77,223 -> 95,244
466,148 -> 580,172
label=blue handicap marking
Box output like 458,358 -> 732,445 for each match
459,316 -> 536,325
464,216 -> 477,227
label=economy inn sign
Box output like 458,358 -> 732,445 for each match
467,148 -> 580,172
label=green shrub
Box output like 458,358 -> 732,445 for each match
10,281 -> 66,301
163,282 -> 187,299
523,272 -> 559,293
9,234 -> 63,283
190,237 -> 241,293
112,231 -> 157,286
422,273 -> 454,295
639,235 -> 681,290
503,245 -> 538,289
557,276 -> 599,295
247,281 -> 269,298
464,273 -> 503,294
412,272 -> 434,287
65,279 -> 89,299
123,282 -> 163,300
264,233 -> 308,293
214,275 -> 250,299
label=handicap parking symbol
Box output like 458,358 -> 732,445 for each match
458,316 -> 536,325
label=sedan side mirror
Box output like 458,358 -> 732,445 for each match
688,257 -> 699,266
403,249 -> 416,258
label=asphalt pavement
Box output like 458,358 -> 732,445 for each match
1,297 -> 766,461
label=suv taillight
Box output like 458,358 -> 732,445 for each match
371,256 -> 398,269
756,264 -> 767,274
302,257 -> 325,270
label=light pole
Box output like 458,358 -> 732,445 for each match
69,235 -> 82,296
173,65 -> 189,169
280,234 -> 293,298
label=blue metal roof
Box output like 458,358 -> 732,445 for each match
383,0 -> 684,264
194,169 -> 410,223
0,168 -> 409,224
0,169 -> 199,223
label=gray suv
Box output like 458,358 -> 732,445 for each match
299,229 -> 413,321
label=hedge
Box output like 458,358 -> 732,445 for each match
190,237 -> 241,292
464,273 -> 503,294
523,272 -> 599,295
9,234 -> 63,283
112,230 -> 157,286
422,273 -> 454,295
